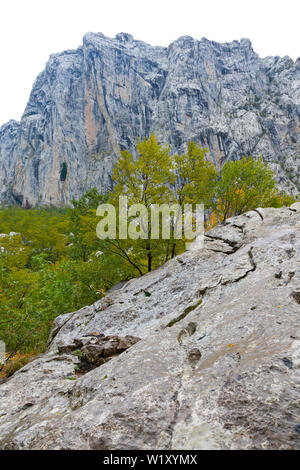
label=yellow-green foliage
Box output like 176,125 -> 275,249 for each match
0,137 -> 297,377
215,156 -> 281,222
0,203 -> 130,362
0,351 -> 35,378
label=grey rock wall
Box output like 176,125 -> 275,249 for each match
0,33 -> 300,206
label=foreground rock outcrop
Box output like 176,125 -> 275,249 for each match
0,206 -> 300,449
0,33 -> 300,207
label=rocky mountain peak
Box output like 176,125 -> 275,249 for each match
0,32 -> 299,207
115,32 -> 134,43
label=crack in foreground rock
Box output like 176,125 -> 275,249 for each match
222,247 -> 257,286
205,233 -> 242,254
253,209 -> 264,220
165,299 -> 203,328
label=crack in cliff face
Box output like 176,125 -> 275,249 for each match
205,232 -> 242,254
165,244 -> 259,331
47,311 -> 79,347
206,246 -> 237,254
222,247 -> 257,286
165,299 -> 203,328
168,372 -> 184,449
205,233 -> 241,249
253,209 -> 264,220
230,224 -> 244,232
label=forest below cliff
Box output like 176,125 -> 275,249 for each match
0,136 -> 298,378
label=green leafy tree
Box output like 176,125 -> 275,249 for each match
69,188 -> 107,261
107,134 -> 175,273
174,142 -> 217,206
215,156 -> 277,222
169,142 -> 218,257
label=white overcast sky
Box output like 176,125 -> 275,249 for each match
0,0 -> 299,126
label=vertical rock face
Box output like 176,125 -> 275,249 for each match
0,32 -> 300,206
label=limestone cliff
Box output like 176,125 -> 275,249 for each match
0,205 -> 299,449
0,33 -> 300,207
